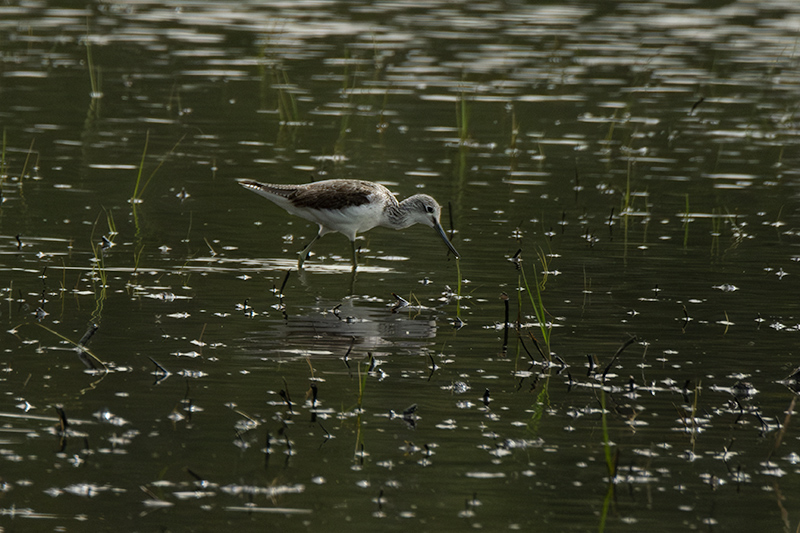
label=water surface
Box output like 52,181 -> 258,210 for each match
2,1 -> 800,531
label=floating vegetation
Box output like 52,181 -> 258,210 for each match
84,34 -> 102,100
273,67 -> 301,126
1,128 -> 7,185
130,132 -> 184,208
456,83 -> 470,146
4,1 -> 800,531
517,248 -> 552,358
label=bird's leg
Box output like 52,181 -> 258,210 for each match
350,240 -> 358,272
297,230 -> 321,269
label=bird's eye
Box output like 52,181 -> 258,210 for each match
425,205 -> 435,214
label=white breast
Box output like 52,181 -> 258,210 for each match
296,202 -> 386,241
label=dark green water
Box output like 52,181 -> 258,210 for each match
2,1 -> 800,531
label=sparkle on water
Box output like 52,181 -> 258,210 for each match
1,0 -> 800,531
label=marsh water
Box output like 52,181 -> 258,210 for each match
3,1 -> 800,531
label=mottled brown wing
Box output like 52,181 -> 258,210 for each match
289,181 -> 376,211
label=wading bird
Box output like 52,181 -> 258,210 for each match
238,178 -> 459,270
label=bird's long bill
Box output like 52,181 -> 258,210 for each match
433,220 -> 460,258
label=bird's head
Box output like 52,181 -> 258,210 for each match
405,194 -> 442,228
404,194 -> 460,258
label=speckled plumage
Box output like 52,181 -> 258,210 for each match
238,178 -> 459,269
257,180 -> 384,211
